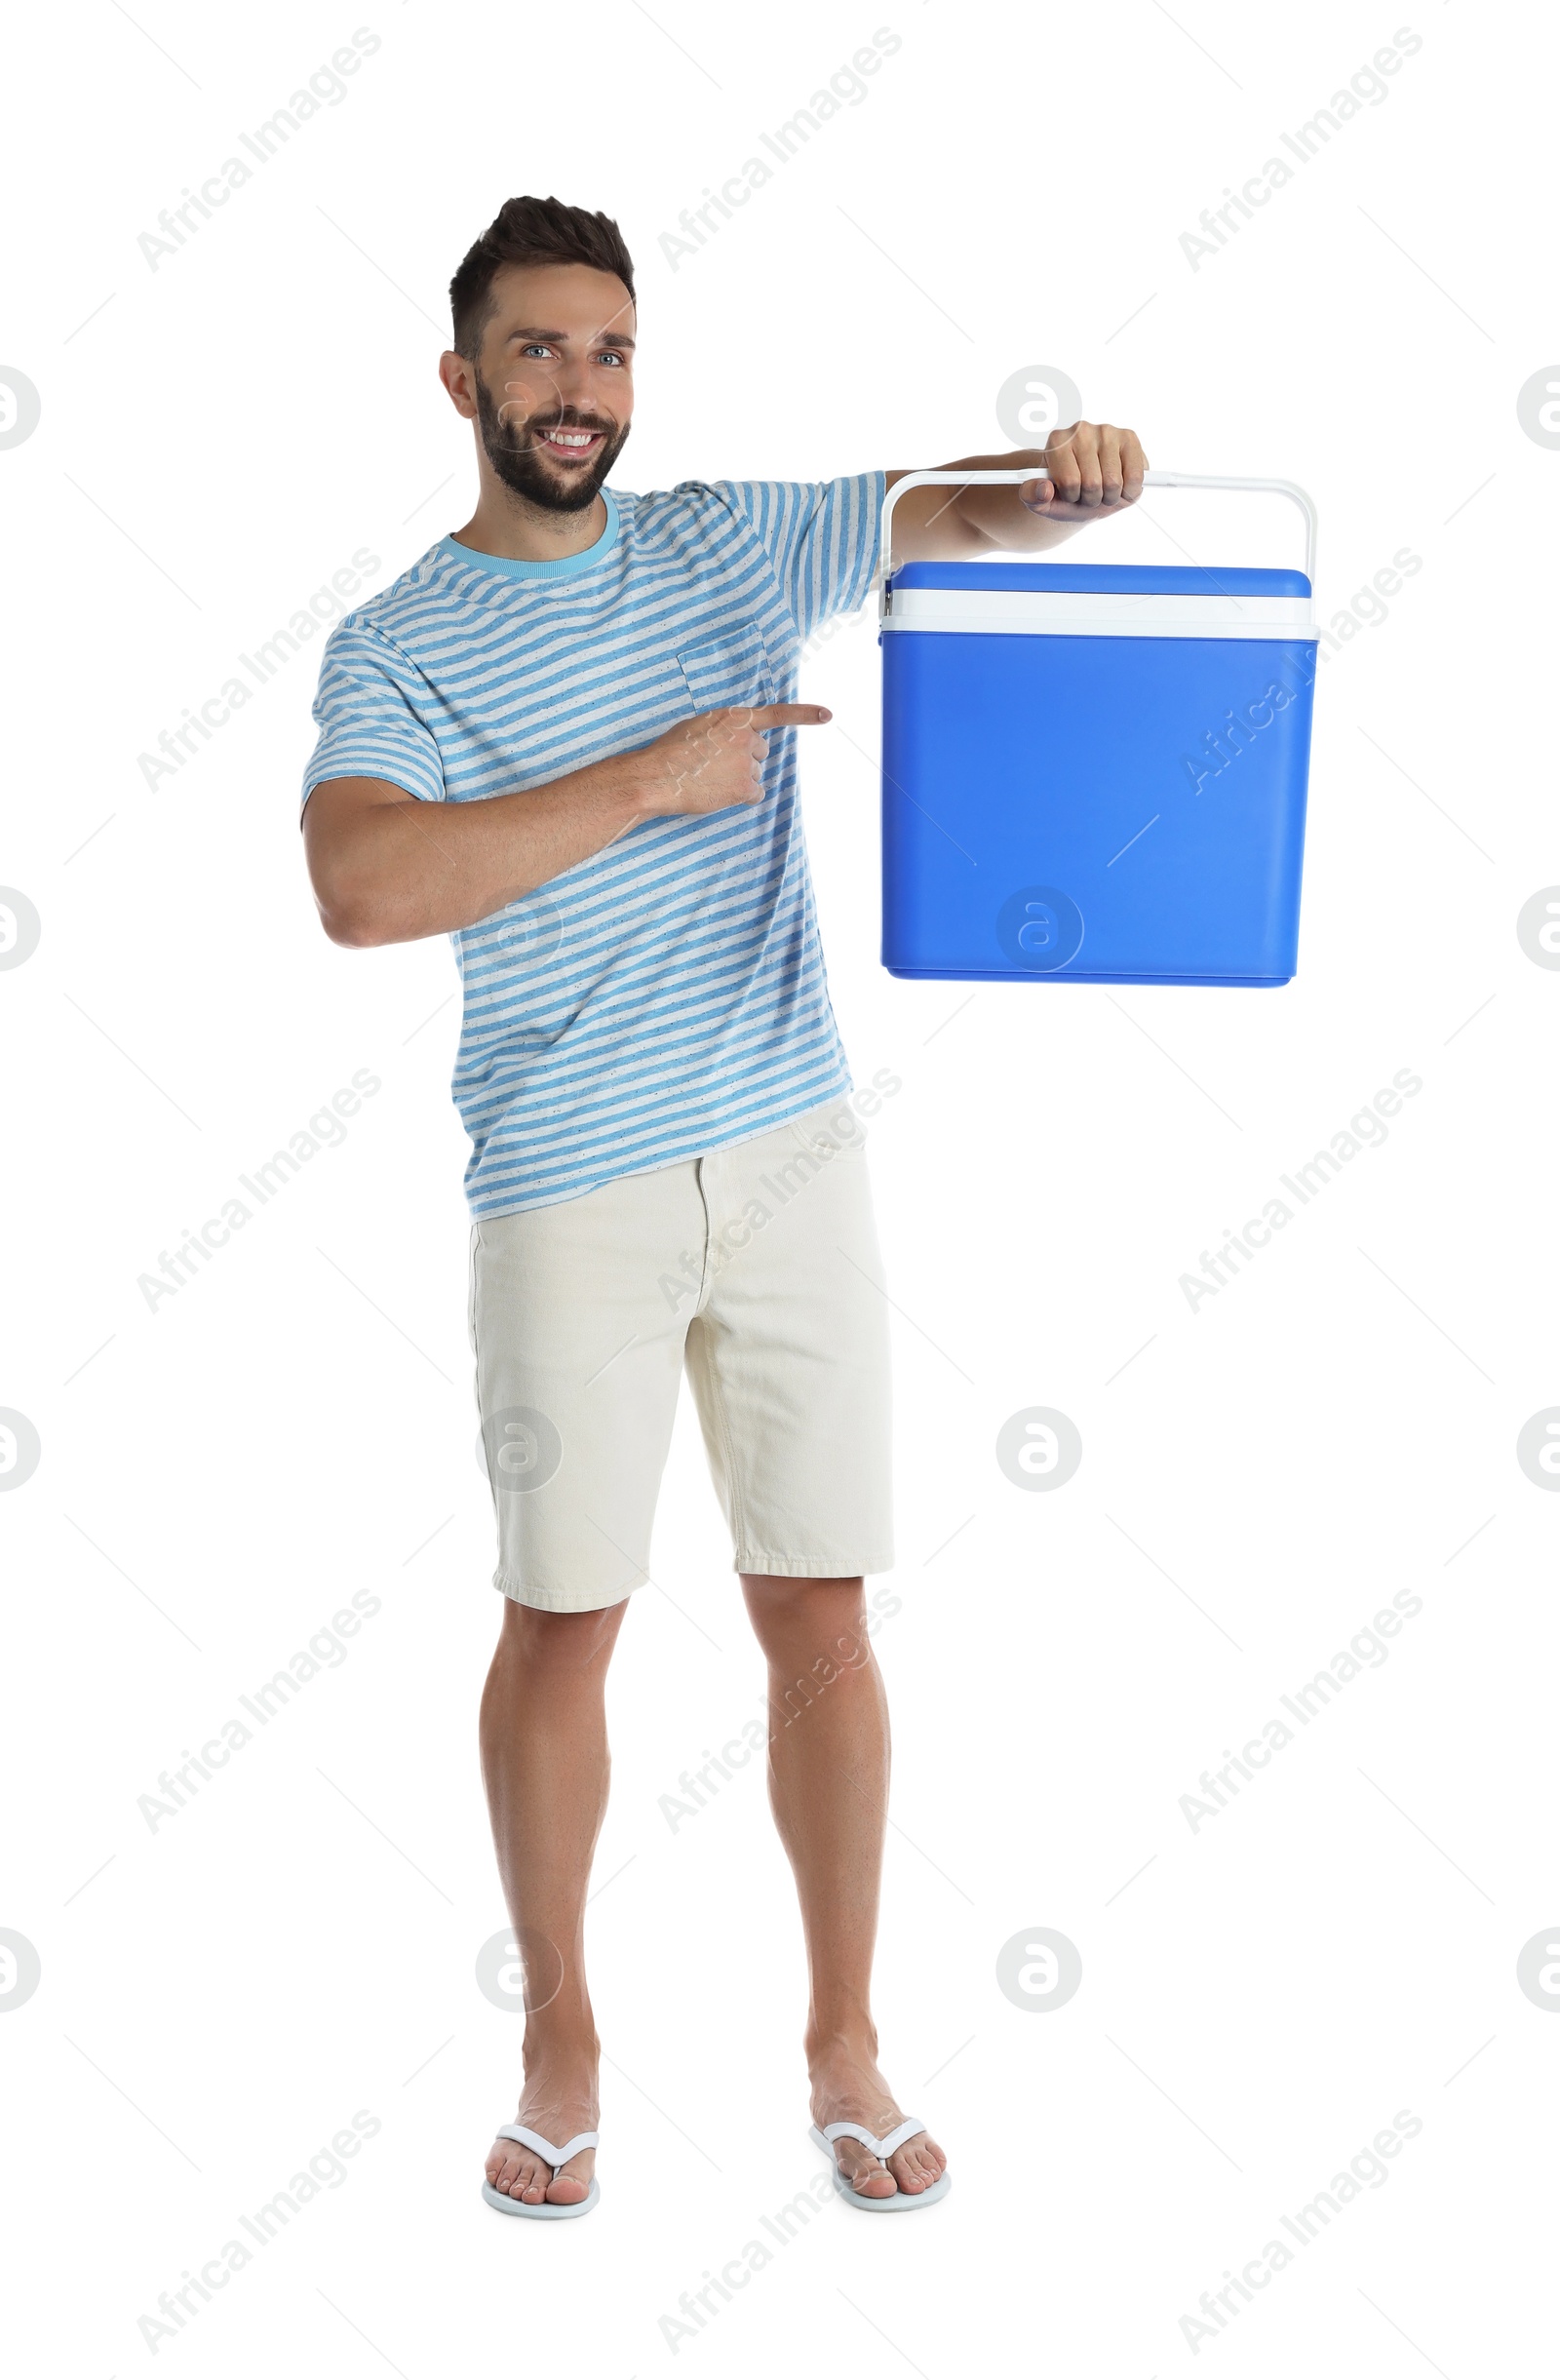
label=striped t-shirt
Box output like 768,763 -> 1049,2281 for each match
302,472 -> 884,1219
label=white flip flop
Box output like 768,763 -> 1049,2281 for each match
809,2117 -> 952,2211
483,2123 -> 601,2219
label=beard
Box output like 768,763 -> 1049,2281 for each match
473,371 -> 630,513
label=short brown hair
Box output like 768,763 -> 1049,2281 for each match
448,196 -> 636,359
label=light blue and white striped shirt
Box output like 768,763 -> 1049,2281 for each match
302,472 -> 884,1218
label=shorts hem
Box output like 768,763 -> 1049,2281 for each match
493,1569 -> 643,1615
731,1550 -> 895,1579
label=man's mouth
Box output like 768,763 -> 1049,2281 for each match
534,423 -> 607,461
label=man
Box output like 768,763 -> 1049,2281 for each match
301,195 -> 1147,2216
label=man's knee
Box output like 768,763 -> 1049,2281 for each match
743,1574 -> 873,1668
497,1594 -> 628,1670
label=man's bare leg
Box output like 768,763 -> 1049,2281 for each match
480,1594 -> 628,2206
741,1575 -> 948,2202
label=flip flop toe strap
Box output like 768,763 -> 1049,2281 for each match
817,2116 -> 927,2161
495,2123 -> 600,2169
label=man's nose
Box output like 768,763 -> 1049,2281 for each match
552,360 -> 596,412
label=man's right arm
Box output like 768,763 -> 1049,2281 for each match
302,700 -> 831,947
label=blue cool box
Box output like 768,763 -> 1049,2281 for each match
879,552 -> 1319,987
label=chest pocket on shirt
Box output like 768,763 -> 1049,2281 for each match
675,625 -> 774,715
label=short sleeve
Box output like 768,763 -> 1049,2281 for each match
301,619 -> 445,809
710,472 -> 885,642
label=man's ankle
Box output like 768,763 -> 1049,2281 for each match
522,2015 -> 600,2067
805,2019 -> 879,2071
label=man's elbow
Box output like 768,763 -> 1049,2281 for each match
304,797 -> 409,947
311,874 -> 395,949
318,899 -> 388,949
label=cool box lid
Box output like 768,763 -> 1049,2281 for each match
881,559 -> 1314,640
885,561 -> 1311,595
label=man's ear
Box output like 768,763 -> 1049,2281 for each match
439,349 -> 479,420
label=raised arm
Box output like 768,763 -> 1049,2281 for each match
302,702 -> 831,948
883,422 -> 1148,563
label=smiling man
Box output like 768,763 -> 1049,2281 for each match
300,194 -> 1146,2220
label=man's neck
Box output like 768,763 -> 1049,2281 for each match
451,483 -> 606,564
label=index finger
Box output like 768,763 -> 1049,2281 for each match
729,702 -> 834,730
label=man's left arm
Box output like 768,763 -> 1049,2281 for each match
883,421 -> 1149,561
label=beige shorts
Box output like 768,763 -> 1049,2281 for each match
468,1098 -> 894,1612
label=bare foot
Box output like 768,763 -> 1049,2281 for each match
808,2038 -> 948,2202
484,2036 -> 599,2209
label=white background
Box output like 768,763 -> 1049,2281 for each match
3,0 -> 1556,2370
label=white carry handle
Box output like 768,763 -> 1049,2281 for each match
878,466 -> 1318,615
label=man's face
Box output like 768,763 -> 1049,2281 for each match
458,262 -> 635,512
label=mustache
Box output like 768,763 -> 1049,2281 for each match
494,404 -> 619,443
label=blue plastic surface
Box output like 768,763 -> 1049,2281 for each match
880,561 -> 1318,986
892,560 -> 1312,597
